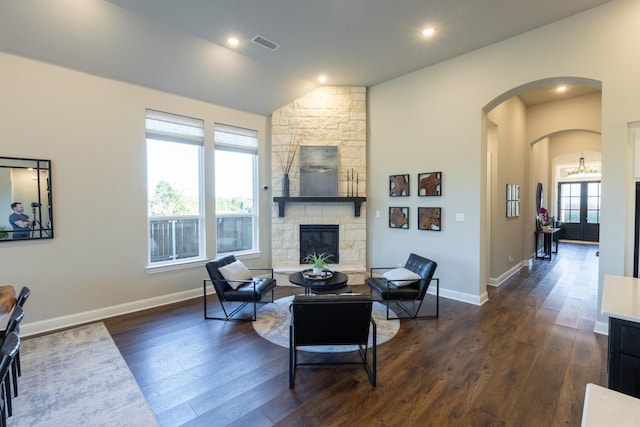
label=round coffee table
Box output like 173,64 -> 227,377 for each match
288,270 -> 350,295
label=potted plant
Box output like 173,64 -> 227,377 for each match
303,252 -> 333,275
0,227 -> 7,240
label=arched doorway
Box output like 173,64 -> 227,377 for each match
482,77 -> 601,287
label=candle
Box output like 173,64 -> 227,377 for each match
356,172 -> 358,196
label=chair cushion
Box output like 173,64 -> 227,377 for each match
223,277 -> 277,301
367,277 -> 420,300
382,267 -> 421,287
218,260 -> 252,290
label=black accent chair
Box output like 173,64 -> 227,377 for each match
289,294 -> 376,388
204,255 -> 276,321
367,253 -> 439,320
0,331 -> 19,424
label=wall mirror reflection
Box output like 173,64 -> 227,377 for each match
0,156 -> 53,241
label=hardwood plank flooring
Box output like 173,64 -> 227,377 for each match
103,242 -> 607,426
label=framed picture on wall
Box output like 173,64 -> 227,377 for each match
418,207 -> 441,231
389,174 -> 410,196
418,171 -> 442,196
389,207 -> 409,229
506,184 -> 520,218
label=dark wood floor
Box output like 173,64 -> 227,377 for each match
104,242 -> 607,427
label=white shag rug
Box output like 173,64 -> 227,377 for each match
252,295 -> 400,352
10,322 -> 158,427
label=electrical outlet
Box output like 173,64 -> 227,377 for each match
508,255 -> 514,262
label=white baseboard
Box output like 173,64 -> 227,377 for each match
489,261 -> 527,287
21,287 -> 206,337
594,319 -> 609,336
429,286 -> 488,306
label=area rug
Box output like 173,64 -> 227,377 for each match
10,322 -> 158,427
253,295 -> 400,352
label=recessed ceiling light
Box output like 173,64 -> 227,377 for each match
318,75 -> 327,83
227,37 -> 239,47
556,85 -> 568,93
422,27 -> 435,37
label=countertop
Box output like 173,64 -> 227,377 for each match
581,383 -> 640,426
601,274 -> 640,323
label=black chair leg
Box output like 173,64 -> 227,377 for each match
3,376 -> 11,417
10,360 -> 17,397
0,389 -> 5,427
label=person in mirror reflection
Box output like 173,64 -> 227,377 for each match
9,202 -> 33,239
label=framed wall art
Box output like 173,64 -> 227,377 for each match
389,174 -> 409,196
389,207 -> 409,229
418,207 -> 441,231
418,171 -> 442,196
300,146 -> 339,196
506,183 -> 520,218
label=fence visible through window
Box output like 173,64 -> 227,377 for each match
150,218 -> 199,262
216,216 -> 253,253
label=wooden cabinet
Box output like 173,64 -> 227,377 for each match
608,317 -> 640,397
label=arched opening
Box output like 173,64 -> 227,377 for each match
481,77 -> 602,288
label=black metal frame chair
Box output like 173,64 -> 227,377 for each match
0,286 -> 29,400
0,331 -> 19,424
289,294 -> 376,388
204,255 -> 276,321
367,253 -> 439,320
1,306 -> 23,400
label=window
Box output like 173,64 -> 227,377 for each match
214,124 -> 259,254
146,110 -> 204,265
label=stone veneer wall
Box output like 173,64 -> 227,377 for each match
271,86 -> 367,285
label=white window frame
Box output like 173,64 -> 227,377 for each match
145,109 -> 205,269
214,123 -> 259,256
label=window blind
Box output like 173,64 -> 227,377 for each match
145,109 -> 204,145
214,123 -> 258,152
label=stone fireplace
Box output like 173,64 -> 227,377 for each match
271,86 -> 367,285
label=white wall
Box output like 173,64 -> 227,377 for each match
0,52 -> 269,333
369,0 -> 640,325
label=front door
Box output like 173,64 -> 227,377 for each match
558,181 -> 600,242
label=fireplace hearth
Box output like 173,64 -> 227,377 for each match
300,225 -> 339,264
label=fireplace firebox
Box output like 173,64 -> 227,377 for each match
300,225 -> 339,264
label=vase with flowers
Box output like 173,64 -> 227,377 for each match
539,207 -> 552,231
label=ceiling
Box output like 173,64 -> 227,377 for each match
0,0 -> 611,115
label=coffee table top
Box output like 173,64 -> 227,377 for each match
289,270 -> 348,293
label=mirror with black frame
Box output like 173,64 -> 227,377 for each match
536,182 -> 544,230
0,156 -> 53,241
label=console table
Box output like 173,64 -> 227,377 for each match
534,228 -> 560,260
602,275 -> 640,398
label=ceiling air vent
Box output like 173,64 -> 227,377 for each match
251,35 -> 280,51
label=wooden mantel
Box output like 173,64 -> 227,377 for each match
273,196 -> 367,217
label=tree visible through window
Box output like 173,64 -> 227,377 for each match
146,110 -> 204,265
214,124 -> 258,254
